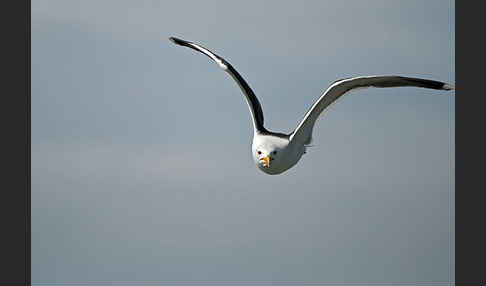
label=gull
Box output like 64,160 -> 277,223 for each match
169,37 -> 454,175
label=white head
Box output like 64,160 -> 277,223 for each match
253,146 -> 281,174
251,133 -> 305,175
251,133 -> 294,175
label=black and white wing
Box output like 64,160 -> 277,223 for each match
289,75 -> 455,145
169,37 -> 266,134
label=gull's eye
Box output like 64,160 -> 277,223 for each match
273,151 -> 277,155
257,151 -> 262,155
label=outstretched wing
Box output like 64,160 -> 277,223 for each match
290,75 -> 454,145
169,37 -> 266,134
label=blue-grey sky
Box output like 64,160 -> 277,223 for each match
32,0 -> 455,285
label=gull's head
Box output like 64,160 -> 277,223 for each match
253,148 -> 281,174
252,134 -> 297,175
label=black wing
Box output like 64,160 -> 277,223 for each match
170,37 -> 266,134
290,75 -> 454,145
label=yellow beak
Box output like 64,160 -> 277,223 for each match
260,154 -> 271,167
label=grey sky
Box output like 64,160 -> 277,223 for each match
32,0 -> 454,285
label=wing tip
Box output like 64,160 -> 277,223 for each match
442,83 -> 455,91
169,36 -> 187,46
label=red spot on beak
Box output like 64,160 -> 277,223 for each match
260,154 -> 271,167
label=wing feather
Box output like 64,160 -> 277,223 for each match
170,37 -> 266,133
290,75 -> 454,145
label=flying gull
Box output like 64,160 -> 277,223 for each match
169,37 -> 454,175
